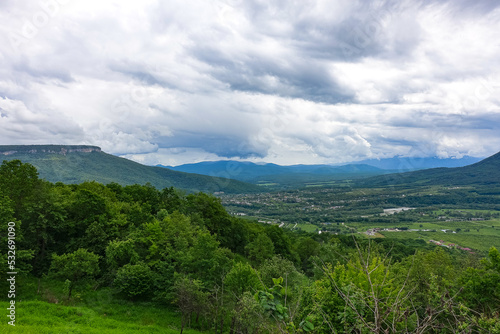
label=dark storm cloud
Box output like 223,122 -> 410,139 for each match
154,131 -> 268,159
192,45 -> 354,103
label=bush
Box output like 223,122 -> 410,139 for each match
114,262 -> 154,299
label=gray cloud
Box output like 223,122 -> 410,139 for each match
0,0 -> 500,165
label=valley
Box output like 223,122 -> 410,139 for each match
1,146 -> 500,333
221,184 -> 500,252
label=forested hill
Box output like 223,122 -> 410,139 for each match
0,145 -> 260,193
164,160 -> 384,183
358,150 -> 500,187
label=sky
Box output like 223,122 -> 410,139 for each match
1,0 -> 500,166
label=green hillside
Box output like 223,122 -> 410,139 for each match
0,145 -> 260,193
358,150 -> 500,187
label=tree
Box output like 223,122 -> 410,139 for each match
483,246 -> 500,273
266,226 -> 295,262
255,276 -> 315,334
49,248 -> 100,298
224,262 -> 263,333
459,247 -> 500,315
174,276 -> 208,334
0,195 -> 34,291
295,237 -> 320,273
0,160 -> 41,214
106,238 -> 140,270
315,240 -> 475,333
188,231 -> 233,287
246,234 -> 274,267
113,262 -> 154,300
224,262 -> 262,298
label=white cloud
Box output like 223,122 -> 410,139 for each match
0,0 -> 500,165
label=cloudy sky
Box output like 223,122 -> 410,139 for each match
1,0 -> 500,166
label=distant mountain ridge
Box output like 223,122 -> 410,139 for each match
162,160 -> 385,184
162,155 -> 482,184
358,151 -> 500,187
355,155 -> 483,170
0,145 -> 260,193
2,145 -> 493,191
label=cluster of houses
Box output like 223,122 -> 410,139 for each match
429,240 -> 473,252
437,216 -> 485,222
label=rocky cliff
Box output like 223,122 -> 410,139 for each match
0,145 -> 101,156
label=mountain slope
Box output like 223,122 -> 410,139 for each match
357,155 -> 483,170
358,151 -> 500,187
0,145 -> 260,193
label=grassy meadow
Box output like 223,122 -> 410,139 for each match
0,278 -> 205,334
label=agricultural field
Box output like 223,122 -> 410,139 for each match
221,186 -> 500,254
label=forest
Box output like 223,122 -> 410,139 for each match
1,159 -> 499,333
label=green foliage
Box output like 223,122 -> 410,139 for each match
0,196 -> 34,291
459,247 -> 500,315
232,291 -> 264,333
224,262 -> 262,298
314,248 -> 411,333
114,262 -> 154,299
484,246 -> 500,272
256,277 -> 289,321
265,225 -> 298,263
259,255 -> 305,295
187,232 -> 233,287
106,239 -> 140,270
295,237 -> 320,273
50,248 -> 100,297
0,159 -> 41,211
2,159 -> 500,332
256,276 -> 314,333
173,276 -> 209,333
246,233 -> 274,266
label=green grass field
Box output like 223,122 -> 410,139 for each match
297,223 -> 319,233
0,300 -> 200,334
0,300 -> 206,334
0,279 -> 206,334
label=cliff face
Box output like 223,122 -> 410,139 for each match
0,145 -> 101,156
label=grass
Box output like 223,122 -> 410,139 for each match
298,223 -> 319,233
0,300 -> 205,334
0,278 -> 206,334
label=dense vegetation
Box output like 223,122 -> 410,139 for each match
1,160 -> 500,333
0,145 -> 260,194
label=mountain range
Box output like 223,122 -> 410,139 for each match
1,145 -> 498,192
161,161 -> 384,182
0,145 -> 260,193
162,155 -> 483,185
